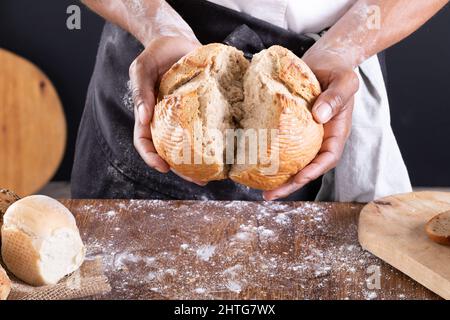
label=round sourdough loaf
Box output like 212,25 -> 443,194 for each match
1,195 -> 85,286
152,44 -> 323,190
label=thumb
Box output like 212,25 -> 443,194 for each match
129,57 -> 158,126
312,70 -> 359,124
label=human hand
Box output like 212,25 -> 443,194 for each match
129,36 -> 206,185
263,50 -> 359,200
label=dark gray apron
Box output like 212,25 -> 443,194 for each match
70,0 -> 347,200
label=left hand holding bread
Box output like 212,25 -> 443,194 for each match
263,51 -> 358,200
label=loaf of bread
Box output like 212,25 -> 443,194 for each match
426,211 -> 450,246
1,195 -> 85,286
0,264 -> 11,300
152,44 -> 323,190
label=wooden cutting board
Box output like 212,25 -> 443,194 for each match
359,191 -> 450,300
0,49 -> 66,196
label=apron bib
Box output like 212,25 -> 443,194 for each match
71,0 -> 323,200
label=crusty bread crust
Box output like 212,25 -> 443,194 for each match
269,45 -> 321,105
152,92 -> 227,181
1,227 -> 44,286
0,264 -> 11,300
152,44 -> 323,190
426,211 -> 450,246
159,44 -> 229,98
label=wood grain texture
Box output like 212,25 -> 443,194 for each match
0,49 -> 66,196
359,192 -> 450,300
57,200 -> 440,300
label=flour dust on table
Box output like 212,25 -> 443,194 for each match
73,200 -> 426,300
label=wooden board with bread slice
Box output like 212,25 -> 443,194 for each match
359,192 -> 450,300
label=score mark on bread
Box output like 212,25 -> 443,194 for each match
152,44 -> 323,190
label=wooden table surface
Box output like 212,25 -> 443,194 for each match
64,199 -> 441,300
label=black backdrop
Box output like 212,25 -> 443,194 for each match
1,1 -> 449,187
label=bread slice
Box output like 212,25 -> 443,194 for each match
426,211 -> 450,246
0,264 -> 11,300
152,44 -> 323,190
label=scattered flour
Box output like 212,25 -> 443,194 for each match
114,252 -> 141,269
233,232 -> 252,242
105,210 -> 117,218
196,245 -> 216,262
365,291 -> 378,300
194,288 -> 207,294
258,227 -> 275,240
274,213 -> 290,225
239,224 -> 277,242
81,200 -> 409,300
223,265 -> 243,278
226,281 -> 242,293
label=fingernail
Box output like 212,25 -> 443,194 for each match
137,104 -> 147,125
315,103 -> 332,123
154,166 -> 165,173
264,194 -> 277,201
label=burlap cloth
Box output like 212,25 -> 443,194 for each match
2,257 -> 111,300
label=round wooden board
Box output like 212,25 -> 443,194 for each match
0,49 -> 66,196
359,191 -> 450,300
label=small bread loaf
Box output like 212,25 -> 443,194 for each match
1,195 -> 85,286
152,44 -> 323,190
426,211 -> 450,246
0,265 -> 11,300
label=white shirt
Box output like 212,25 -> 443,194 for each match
207,0 -> 357,33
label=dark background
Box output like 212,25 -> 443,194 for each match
1,1 -> 449,187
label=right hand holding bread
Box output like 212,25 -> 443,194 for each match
263,49 -> 358,200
